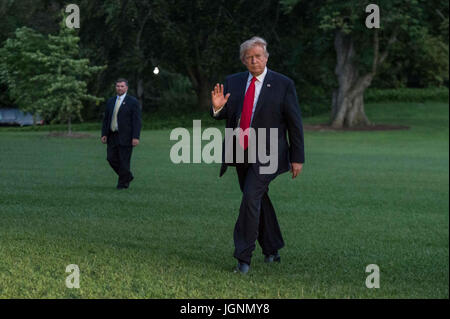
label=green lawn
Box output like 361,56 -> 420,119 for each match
0,102 -> 448,298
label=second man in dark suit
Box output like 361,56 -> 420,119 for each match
101,78 -> 142,189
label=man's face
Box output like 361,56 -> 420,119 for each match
115,82 -> 128,96
242,45 -> 268,76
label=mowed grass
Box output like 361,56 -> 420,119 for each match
0,102 -> 448,298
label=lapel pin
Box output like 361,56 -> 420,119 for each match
267,84 -> 271,87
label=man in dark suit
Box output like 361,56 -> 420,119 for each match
210,37 -> 305,274
101,78 -> 142,189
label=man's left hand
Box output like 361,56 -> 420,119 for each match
290,162 -> 303,179
132,138 -> 140,147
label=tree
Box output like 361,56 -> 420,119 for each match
0,0 -> 64,43
275,0 -> 337,117
372,0 -> 449,88
0,21 -> 104,133
282,0 -> 430,128
3,0 -> 446,121
77,0 -> 158,110
31,21 -> 105,134
0,27 -> 49,121
0,0 -> 66,109
151,0 -> 279,110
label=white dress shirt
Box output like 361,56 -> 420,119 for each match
213,67 -> 268,124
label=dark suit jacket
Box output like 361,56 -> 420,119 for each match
102,94 -> 142,146
211,69 -> 305,179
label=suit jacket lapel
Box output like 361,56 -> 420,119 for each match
109,98 -> 115,114
251,69 -> 273,126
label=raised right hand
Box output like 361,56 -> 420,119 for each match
211,83 -> 231,111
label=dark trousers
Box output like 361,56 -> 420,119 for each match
234,164 -> 285,265
107,131 -> 133,186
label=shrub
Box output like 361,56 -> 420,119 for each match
365,87 -> 449,103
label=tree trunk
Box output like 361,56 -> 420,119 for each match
137,77 -> 144,109
187,66 -> 211,110
134,8 -> 151,111
330,31 -> 371,128
331,85 -> 371,128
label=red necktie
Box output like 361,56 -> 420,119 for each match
239,76 -> 257,149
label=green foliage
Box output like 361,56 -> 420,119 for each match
280,0 -> 449,119
314,0 -> 427,72
0,27 -> 48,114
0,18 -> 105,131
406,33 -> 449,87
158,72 -> 197,112
0,0 -> 65,111
149,0 -> 280,109
365,87 -> 449,103
297,85 -> 332,117
0,0 -> 449,120
30,21 -> 105,128
373,24 -> 449,88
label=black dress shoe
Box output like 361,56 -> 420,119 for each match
234,262 -> 250,274
117,176 -> 133,189
123,176 -> 133,188
264,253 -> 281,263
